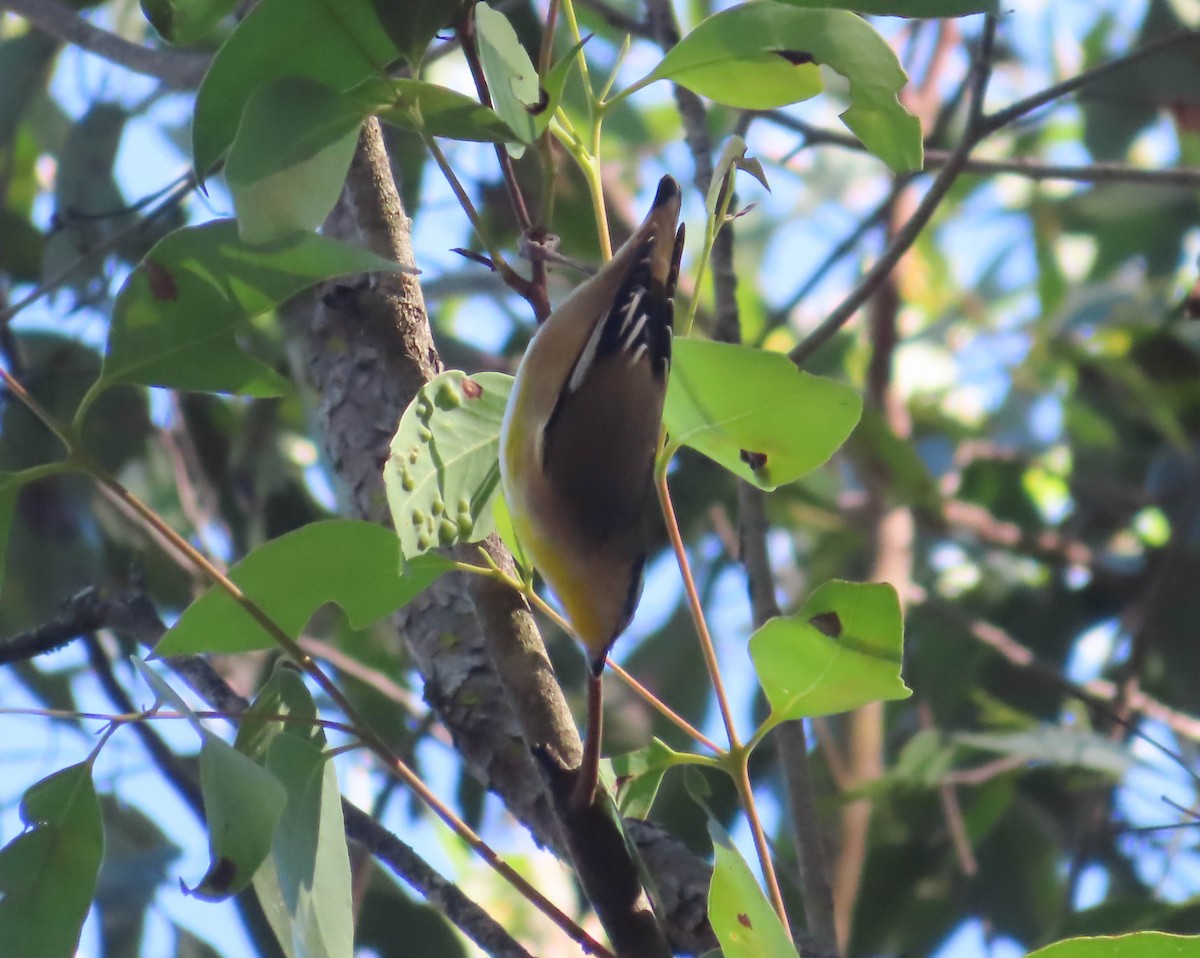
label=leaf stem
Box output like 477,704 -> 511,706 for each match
655,470 -> 791,933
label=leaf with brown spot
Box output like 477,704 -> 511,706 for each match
809,610 -> 842,637
775,50 -> 813,65
144,260 -> 178,301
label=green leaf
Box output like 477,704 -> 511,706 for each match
192,0 -> 399,176
1026,933 -> 1200,958
534,38 -> 588,138
153,520 -> 452,656
359,78 -> 520,143
384,371 -> 512,562
0,762 -> 104,958
474,2 -> 538,152
707,817 -> 798,958
749,580 -> 910,726
226,78 -> 365,243
647,2 -> 922,172
242,671 -> 353,958
953,728 -> 1135,778
131,661 -> 288,902
663,338 -> 862,490
189,732 -> 288,901
102,221 -> 403,396
370,0 -> 469,68
777,0 -> 997,16
141,0 -> 238,44
608,738 -> 701,819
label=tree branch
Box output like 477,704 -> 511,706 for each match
790,16 -> 997,367
1,0 -> 210,88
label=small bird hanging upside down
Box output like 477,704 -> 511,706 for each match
500,175 -> 685,807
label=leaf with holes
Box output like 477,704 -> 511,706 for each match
646,2 -> 922,172
750,580 -> 910,729
385,371 -> 513,563
663,339 -> 861,490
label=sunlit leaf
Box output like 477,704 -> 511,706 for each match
153,520 -> 451,656
384,371 -> 512,562
1026,932 -> 1200,958
0,761 -> 103,958
663,338 -> 862,490
647,2 -> 922,171
749,580 -> 910,727
102,221 -> 404,396
708,816 -> 798,958
608,738 -> 702,819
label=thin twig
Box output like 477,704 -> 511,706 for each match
790,16 -> 998,366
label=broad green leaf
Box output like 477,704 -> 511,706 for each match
371,0 -> 469,68
1026,933 -> 1200,958
0,761 -> 104,958
153,520 -> 452,656
226,78 -> 365,243
192,0 -> 399,176
778,0 -> 997,15
474,2 -> 538,151
609,738 -> 702,819
241,671 -> 353,958
663,338 -> 862,490
647,3 -> 922,172
953,728 -> 1134,777
357,77 -> 520,143
102,221 -> 403,396
188,732 -> 287,901
708,817 -> 798,958
384,371 -> 512,562
131,662 -> 287,901
749,581 -> 910,727
141,0 -> 238,44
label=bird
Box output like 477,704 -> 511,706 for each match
499,174 -> 685,806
